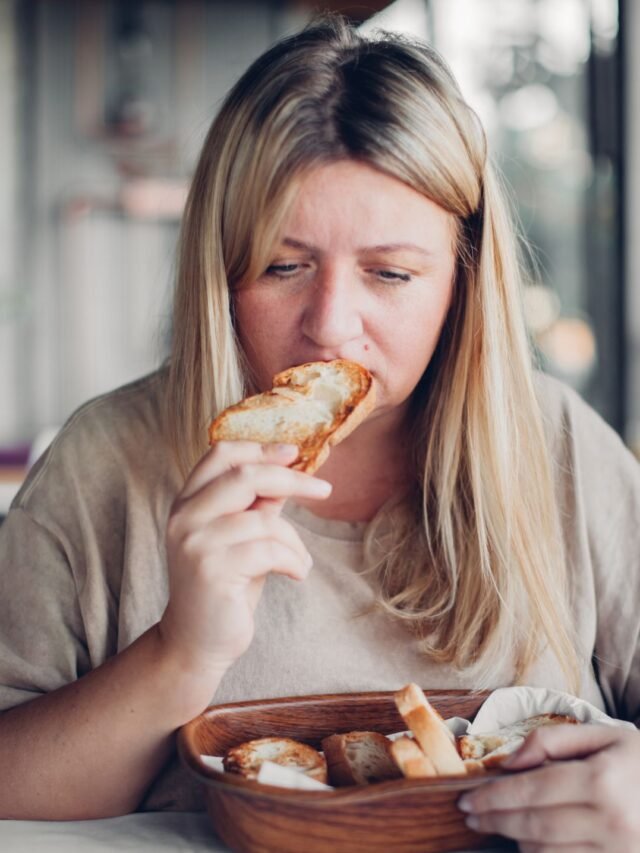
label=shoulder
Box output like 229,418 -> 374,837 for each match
534,370 -> 640,532
14,370 -> 179,517
534,371 -> 634,464
534,370 -> 605,433
52,370 -> 167,452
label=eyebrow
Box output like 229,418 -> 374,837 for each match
280,237 -> 437,257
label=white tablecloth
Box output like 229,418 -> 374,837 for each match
0,812 -> 221,852
0,812 -> 509,852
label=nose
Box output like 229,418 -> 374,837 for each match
300,264 -> 363,349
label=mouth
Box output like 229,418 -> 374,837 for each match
287,356 -> 374,375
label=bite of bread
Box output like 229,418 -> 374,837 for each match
208,359 -> 375,473
220,683 -> 580,788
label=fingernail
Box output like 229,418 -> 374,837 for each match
458,795 -> 473,813
465,815 -> 480,830
314,479 -> 332,495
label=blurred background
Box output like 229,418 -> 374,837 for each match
0,0 -> 638,514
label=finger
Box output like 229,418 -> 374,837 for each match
503,724 -> 618,770
204,511 -> 310,562
246,575 -> 266,614
226,539 -> 312,582
458,761 -> 591,813
251,497 -> 285,515
465,805 -> 601,846
173,464 -> 331,532
182,442 -> 299,498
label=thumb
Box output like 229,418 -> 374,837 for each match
502,723 -> 617,770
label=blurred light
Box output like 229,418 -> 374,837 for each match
536,0 -> 590,74
591,0 -> 618,54
538,316 -> 597,389
523,283 -> 561,335
522,113 -> 592,181
499,84 -> 558,132
120,178 -> 188,220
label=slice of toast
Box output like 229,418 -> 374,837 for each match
223,736 -> 328,783
321,731 -> 403,786
458,713 -> 579,765
208,359 -> 375,473
394,683 -> 467,776
390,736 -> 437,779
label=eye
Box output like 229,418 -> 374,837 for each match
263,263 -> 305,278
370,269 -> 412,283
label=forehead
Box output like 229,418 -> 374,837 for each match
278,160 -> 455,250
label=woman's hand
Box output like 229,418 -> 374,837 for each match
458,723 -> 640,852
158,441 -> 331,680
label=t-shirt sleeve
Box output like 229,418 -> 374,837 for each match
0,506 -> 90,712
587,449 -> 640,726
558,384 -> 640,725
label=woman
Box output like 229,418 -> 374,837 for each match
0,16 -> 638,850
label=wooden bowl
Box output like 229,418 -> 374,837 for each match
178,689 -> 515,853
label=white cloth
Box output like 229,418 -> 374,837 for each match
0,812 -> 506,853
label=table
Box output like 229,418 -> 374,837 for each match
1,812 -> 219,852
0,812 -> 509,852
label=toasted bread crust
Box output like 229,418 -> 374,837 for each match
394,683 -> 467,777
208,359 -> 375,473
390,736 -> 437,779
223,736 -> 328,783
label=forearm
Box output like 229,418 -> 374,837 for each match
0,625 -> 222,820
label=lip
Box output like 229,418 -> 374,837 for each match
286,356 -> 374,375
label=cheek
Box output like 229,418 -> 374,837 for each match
235,292 -> 274,340
386,290 -> 451,355
234,291 -> 297,367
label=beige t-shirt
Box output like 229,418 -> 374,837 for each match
0,369 -> 639,810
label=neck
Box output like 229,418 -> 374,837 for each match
297,405 -> 413,522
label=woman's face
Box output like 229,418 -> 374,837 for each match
234,160 -> 457,426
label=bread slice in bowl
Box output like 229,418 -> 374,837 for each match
459,712 -> 579,769
208,359 -> 375,473
321,731 -> 403,786
223,736 -> 328,783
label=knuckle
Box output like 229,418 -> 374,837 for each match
523,810 -> 554,841
590,754 -> 618,806
605,805 -> 636,837
230,462 -> 254,484
244,540 -> 277,566
209,440 -> 232,458
166,506 -> 186,541
180,529 -> 202,559
264,540 -> 285,565
256,508 -> 277,534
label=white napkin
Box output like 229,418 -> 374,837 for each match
198,754 -> 332,790
465,686 -> 636,734
440,686 -> 636,739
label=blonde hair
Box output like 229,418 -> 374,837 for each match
165,17 -> 579,689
